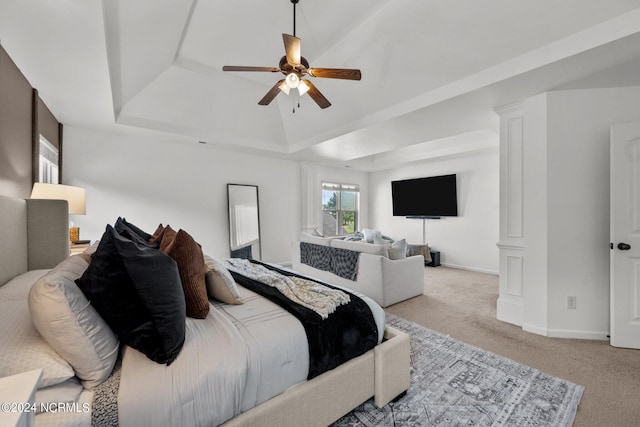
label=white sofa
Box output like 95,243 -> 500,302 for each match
292,235 -> 425,307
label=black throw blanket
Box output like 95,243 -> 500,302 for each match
228,260 -> 379,379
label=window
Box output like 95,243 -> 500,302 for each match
38,136 -> 59,184
321,182 -> 359,236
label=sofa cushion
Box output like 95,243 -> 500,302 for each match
331,239 -> 389,257
29,255 -> 119,388
75,225 -> 185,365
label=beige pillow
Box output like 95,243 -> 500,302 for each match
204,255 -> 243,305
388,239 -> 408,260
29,255 -> 119,388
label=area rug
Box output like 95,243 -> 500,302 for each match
332,314 -> 584,426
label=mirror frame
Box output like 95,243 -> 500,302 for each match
227,183 -> 261,260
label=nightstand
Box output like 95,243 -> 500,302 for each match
70,242 -> 90,255
0,369 -> 42,427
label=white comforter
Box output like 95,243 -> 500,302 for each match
37,282 -> 384,427
120,283 -> 384,427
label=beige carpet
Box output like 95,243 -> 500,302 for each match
385,266 -> 640,427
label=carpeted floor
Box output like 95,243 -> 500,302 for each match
385,266 -> 640,427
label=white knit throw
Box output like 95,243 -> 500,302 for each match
224,259 -> 350,319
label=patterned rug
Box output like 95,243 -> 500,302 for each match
332,314 -> 584,426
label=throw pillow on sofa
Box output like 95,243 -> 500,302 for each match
362,228 -> 382,243
388,239 -> 408,260
75,225 -> 185,365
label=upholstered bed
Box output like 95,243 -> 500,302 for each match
0,195 -> 410,427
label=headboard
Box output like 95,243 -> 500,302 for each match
0,195 -> 69,285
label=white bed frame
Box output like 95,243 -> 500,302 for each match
224,326 -> 410,427
0,195 -> 411,427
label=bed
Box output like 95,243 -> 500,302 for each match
0,195 -> 410,426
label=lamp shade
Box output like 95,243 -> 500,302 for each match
31,183 -> 86,215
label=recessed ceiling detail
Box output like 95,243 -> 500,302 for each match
1,1 -> 640,171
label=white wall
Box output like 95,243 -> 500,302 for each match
522,86 -> 640,338
63,126 -> 300,263
369,150 -> 499,274
62,126 -> 497,272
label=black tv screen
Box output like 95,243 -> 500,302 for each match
391,174 -> 458,217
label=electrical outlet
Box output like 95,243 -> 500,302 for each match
567,296 -> 577,309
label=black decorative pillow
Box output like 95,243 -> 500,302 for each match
114,217 -> 156,247
75,225 -> 185,365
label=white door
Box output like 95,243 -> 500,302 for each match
610,122 -> 640,349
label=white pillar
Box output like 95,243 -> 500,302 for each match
494,101 -> 525,327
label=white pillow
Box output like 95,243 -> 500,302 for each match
373,235 -> 390,246
0,299 -> 74,388
29,255 -> 119,389
388,239 -> 408,260
204,255 -> 243,305
362,229 -> 381,243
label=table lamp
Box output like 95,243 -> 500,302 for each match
30,183 -> 86,243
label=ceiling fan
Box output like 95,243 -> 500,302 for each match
222,0 -> 361,109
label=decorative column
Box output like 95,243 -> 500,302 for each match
494,101 -> 525,326
300,162 -> 318,233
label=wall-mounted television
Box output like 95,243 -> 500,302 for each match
391,174 -> 458,217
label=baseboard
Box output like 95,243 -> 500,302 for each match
522,323 -> 609,340
440,263 -> 498,275
522,322 -> 548,337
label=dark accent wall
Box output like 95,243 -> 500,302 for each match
0,44 -> 62,198
0,45 -> 33,198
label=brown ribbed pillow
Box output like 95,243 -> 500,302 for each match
163,229 -> 209,319
159,225 -> 177,252
149,224 -> 165,244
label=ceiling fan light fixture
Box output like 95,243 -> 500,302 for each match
278,80 -> 291,95
298,80 -> 310,96
285,72 -> 300,89
222,0 -> 360,109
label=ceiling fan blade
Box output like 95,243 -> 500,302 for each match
307,68 -> 361,80
282,34 -> 301,65
258,79 -> 286,106
223,66 -> 280,72
304,80 -> 331,109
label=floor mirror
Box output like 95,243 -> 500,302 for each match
227,184 -> 261,260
